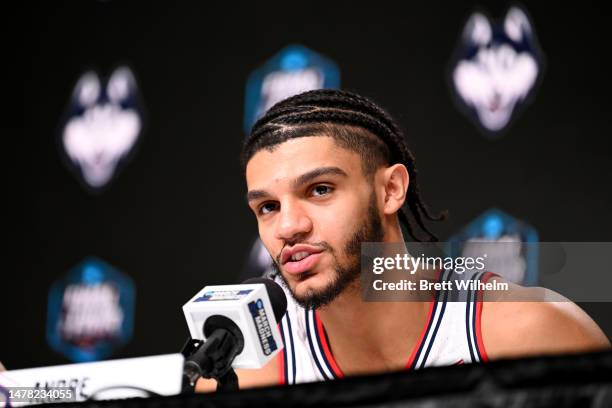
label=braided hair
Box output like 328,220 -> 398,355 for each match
242,89 -> 446,242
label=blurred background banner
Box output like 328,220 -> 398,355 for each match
448,208 -> 539,285
46,257 -> 135,363
239,237 -> 275,282
243,44 -> 341,133
11,1 -> 611,370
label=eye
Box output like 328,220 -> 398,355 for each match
311,184 -> 333,197
258,202 -> 278,215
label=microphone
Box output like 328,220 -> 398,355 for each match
181,278 -> 287,391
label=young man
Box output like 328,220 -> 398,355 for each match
197,89 -> 609,391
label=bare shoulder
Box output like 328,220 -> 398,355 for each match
480,276 -> 610,360
195,352 -> 281,393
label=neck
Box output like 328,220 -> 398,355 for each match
317,284 -> 430,374
316,219 -> 431,375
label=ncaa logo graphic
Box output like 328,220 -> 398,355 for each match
244,44 -> 340,133
59,66 -> 144,192
449,6 -> 544,135
47,257 -> 135,362
448,208 -> 539,285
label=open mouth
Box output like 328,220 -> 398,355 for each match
283,252 -> 323,275
288,251 -> 312,262
281,245 -> 324,275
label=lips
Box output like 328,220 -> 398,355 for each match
281,245 -> 325,275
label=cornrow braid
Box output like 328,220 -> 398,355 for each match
242,89 -> 447,242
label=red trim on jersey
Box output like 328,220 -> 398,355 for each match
314,311 -> 344,378
406,268 -> 442,369
277,323 -> 285,385
475,271 -> 495,363
313,268 -> 442,375
405,297 -> 436,368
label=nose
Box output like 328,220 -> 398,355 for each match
274,200 -> 313,244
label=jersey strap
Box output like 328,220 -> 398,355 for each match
465,271 -> 496,363
409,268 -> 451,369
305,269 -> 452,376
279,312 -> 297,384
305,308 -> 341,380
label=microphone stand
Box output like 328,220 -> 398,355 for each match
181,316 -> 244,393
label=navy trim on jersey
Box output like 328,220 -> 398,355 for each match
410,268 -> 450,369
418,280 -> 449,368
312,311 -> 341,379
415,269 -> 451,369
305,309 -> 333,380
465,286 -> 476,363
286,312 -> 297,383
280,312 -> 297,384
471,272 -> 485,362
465,271 -> 485,363
279,317 -> 288,384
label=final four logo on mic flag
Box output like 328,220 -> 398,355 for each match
46,257 -> 135,362
244,44 -> 341,134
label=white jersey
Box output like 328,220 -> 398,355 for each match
275,269 -> 495,384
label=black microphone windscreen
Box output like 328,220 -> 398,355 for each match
243,277 -> 287,322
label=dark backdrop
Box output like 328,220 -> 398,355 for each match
11,1 -> 611,369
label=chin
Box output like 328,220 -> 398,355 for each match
291,272 -> 329,295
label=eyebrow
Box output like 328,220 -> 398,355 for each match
246,166 -> 348,203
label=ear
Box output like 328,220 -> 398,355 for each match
107,66 -> 136,104
504,7 -> 532,43
73,71 -> 100,108
380,164 -> 409,216
463,12 -> 492,46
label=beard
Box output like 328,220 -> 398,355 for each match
272,190 -> 384,310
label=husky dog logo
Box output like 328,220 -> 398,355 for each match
449,6 -> 544,135
60,66 -> 143,192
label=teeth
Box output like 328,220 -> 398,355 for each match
291,251 -> 310,261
